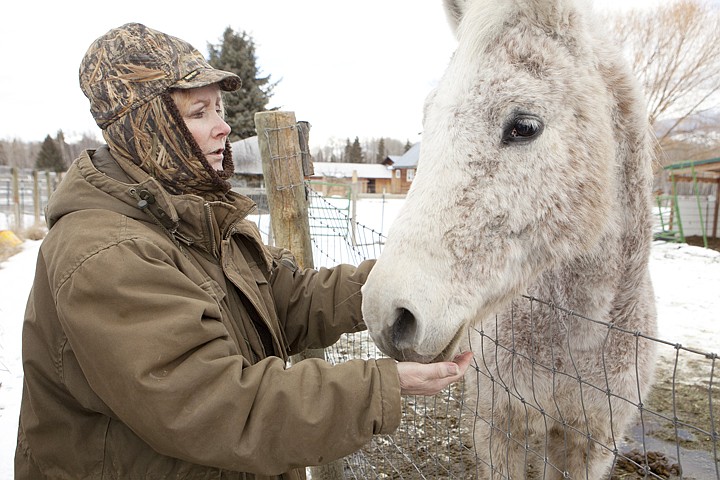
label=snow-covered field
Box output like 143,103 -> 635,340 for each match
1,200 -> 719,478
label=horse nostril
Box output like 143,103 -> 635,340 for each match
392,307 -> 417,350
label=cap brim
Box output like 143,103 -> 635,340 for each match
174,68 -> 242,92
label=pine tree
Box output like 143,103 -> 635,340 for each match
376,138 -> 386,163
55,130 -> 70,167
208,27 -> 277,141
404,140 -> 412,153
348,137 -> 364,163
343,138 -> 352,163
35,135 -> 66,172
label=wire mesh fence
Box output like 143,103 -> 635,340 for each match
300,183 -> 720,479
307,189 -> 385,267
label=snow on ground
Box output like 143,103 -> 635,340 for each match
0,211 -> 718,478
649,241 -> 720,357
0,240 -> 41,478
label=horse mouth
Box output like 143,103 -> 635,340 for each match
431,325 -> 466,363
369,303 -> 468,363
386,324 -> 465,364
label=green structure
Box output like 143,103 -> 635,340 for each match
657,157 -> 720,248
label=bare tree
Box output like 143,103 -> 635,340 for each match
0,142 -> 8,166
610,0 -> 720,148
7,139 -> 37,169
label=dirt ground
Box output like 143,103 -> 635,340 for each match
684,235 -> 720,252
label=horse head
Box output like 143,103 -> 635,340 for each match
361,0 -> 654,363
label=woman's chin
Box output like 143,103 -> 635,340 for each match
207,156 -> 223,171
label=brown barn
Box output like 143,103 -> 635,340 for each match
307,162 -> 393,196
231,136 -> 420,196
383,142 -> 419,194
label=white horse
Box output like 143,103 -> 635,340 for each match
361,0 -> 658,478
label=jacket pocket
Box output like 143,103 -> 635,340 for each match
249,263 -> 269,286
199,278 -> 226,304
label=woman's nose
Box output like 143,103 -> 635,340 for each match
215,116 -> 231,137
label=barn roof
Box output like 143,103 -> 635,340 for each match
385,154 -> 403,166
389,142 -> 420,169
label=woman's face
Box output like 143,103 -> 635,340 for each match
171,84 -> 231,171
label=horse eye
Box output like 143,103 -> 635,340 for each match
502,115 -> 544,145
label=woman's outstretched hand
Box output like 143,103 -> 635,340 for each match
396,351 -> 474,396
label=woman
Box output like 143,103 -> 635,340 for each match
15,23 -> 472,479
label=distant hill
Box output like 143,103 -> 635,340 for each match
654,109 -> 720,166
654,109 -> 720,143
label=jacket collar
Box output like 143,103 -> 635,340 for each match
49,147 -> 259,258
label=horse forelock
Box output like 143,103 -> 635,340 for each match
454,0 -> 595,61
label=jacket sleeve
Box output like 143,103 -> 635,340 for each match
54,236 -> 401,475
268,247 -> 376,354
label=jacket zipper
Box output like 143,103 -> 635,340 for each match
204,202 -> 217,257
224,221 -> 284,357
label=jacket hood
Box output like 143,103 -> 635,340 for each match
47,148 -> 260,258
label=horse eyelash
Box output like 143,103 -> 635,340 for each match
501,114 -> 544,145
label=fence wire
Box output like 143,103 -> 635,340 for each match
303,184 -> 720,480
307,188 -> 385,267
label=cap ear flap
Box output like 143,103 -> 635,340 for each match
443,0 -> 471,35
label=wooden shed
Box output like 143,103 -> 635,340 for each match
307,162 -> 393,196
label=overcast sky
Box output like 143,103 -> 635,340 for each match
0,0 -> 663,148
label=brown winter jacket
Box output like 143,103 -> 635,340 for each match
15,147 -> 401,479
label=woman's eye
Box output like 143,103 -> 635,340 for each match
502,115 -> 544,144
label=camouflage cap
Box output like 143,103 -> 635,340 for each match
79,23 -> 241,129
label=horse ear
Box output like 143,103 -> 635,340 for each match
443,0 -> 470,35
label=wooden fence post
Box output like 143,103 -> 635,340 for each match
11,167 -> 21,231
351,170 -> 358,246
254,111 -> 344,480
33,170 -> 41,225
255,111 -> 313,267
46,171 -> 53,200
